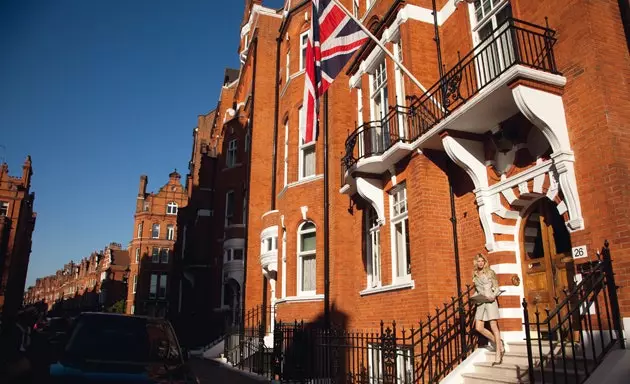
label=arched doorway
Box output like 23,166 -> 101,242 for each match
520,197 -> 575,324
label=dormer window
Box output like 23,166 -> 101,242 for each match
167,202 -> 178,215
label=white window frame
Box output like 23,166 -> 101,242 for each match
135,248 -> 140,263
133,275 -> 137,294
149,274 -> 158,299
353,0 -> 359,17
166,225 -> 175,241
226,139 -> 237,167
167,202 -> 178,215
365,207 -> 381,288
130,305 -> 135,314
225,190 -> 234,227
389,184 -> 411,283
393,40 -> 407,138
297,221 -> 317,296
286,51 -> 290,82
284,119 -> 289,187
469,0 -> 514,88
158,275 -> 167,299
160,248 -> 169,264
299,31 -> 309,71
0,201 -> 9,216
137,222 -> 143,239
151,247 -> 160,263
298,106 -> 316,179
369,58 -> 389,154
224,248 -> 245,263
151,223 -> 160,239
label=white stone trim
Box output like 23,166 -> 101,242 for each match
286,174 -> 324,189
359,280 -> 415,296
498,285 -> 522,296
356,177 -> 386,226
223,238 -> 245,250
490,263 -> 520,274
262,210 -> 279,219
275,294 -> 324,304
499,308 -> 523,319
260,225 -> 279,240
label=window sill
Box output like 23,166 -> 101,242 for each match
291,174 -> 324,188
222,163 -> 243,171
225,224 -> 246,230
276,294 -> 324,304
359,281 -> 415,296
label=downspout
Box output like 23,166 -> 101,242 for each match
242,35 -> 259,332
432,0 -> 445,79
271,35 -> 281,210
619,0 -> 630,53
323,94 -> 330,329
447,159 -> 465,354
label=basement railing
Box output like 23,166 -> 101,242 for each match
522,241 -> 626,383
341,17 -> 559,181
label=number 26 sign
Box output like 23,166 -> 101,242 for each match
572,245 -> 588,259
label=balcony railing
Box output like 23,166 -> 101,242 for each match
342,17 -> 558,180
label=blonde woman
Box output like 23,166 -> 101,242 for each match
472,253 -> 504,364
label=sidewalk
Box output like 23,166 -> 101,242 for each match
189,357 -> 271,384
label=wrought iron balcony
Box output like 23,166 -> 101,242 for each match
342,17 -> 558,181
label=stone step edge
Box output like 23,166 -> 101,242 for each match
461,372 -> 522,383
474,361 -> 587,376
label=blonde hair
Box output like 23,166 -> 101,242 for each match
472,253 -> 495,281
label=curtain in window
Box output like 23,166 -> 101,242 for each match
302,255 -> 316,291
303,146 -> 316,177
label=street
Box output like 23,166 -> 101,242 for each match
189,358 -> 271,384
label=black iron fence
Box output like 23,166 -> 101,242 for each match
522,241 -> 626,383
341,17 -> 558,183
224,305 -> 276,377
271,286 -> 478,383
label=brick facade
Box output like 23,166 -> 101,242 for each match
24,242 -> 129,315
0,157 -> 36,324
126,171 -> 188,317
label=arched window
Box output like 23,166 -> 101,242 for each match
297,221 -> 316,295
167,202 -> 178,215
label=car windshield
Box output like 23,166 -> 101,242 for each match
64,315 -> 181,364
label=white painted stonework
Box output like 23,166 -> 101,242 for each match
356,176 -> 386,226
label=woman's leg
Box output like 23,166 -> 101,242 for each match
489,320 -> 503,352
475,320 -> 495,344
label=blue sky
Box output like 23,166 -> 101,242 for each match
0,0 -> 285,287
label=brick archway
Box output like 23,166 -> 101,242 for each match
490,169 -> 568,248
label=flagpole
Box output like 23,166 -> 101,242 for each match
331,0 -> 430,94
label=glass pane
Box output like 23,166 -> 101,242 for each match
395,222 -> 406,277
150,275 -> 158,298
301,231 -> 316,252
303,146 -> 316,177
302,255 -> 316,291
158,276 -> 167,298
495,3 -> 512,25
234,249 -> 244,260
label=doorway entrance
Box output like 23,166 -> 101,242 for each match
521,197 -> 575,324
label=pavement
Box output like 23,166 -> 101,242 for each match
189,357 -> 272,384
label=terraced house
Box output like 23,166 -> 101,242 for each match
181,0 -> 630,382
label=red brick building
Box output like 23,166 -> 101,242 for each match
180,0 -> 630,380
0,156 -> 36,323
24,242 -> 130,315
126,171 -> 187,317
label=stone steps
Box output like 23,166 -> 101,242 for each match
461,341 -> 592,384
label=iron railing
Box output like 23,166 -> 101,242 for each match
272,286 -> 478,383
412,285 -> 478,383
341,17 -> 559,181
224,304 -> 276,377
522,241 -> 625,383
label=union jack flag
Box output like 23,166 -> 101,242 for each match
302,0 -> 368,143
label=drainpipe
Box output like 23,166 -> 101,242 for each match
432,0 -> 445,80
241,35 -> 259,333
619,0 -> 630,53
271,35 -> 281,210
323,94 -> 331,329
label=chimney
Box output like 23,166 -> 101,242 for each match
139,175 -> 148,196
22,155 -> 32,189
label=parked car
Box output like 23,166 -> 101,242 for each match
49,312 -> 199,383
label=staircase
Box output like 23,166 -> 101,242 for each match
462,341 -> 594,383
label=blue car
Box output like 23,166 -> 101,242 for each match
49,312 -> 198,383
